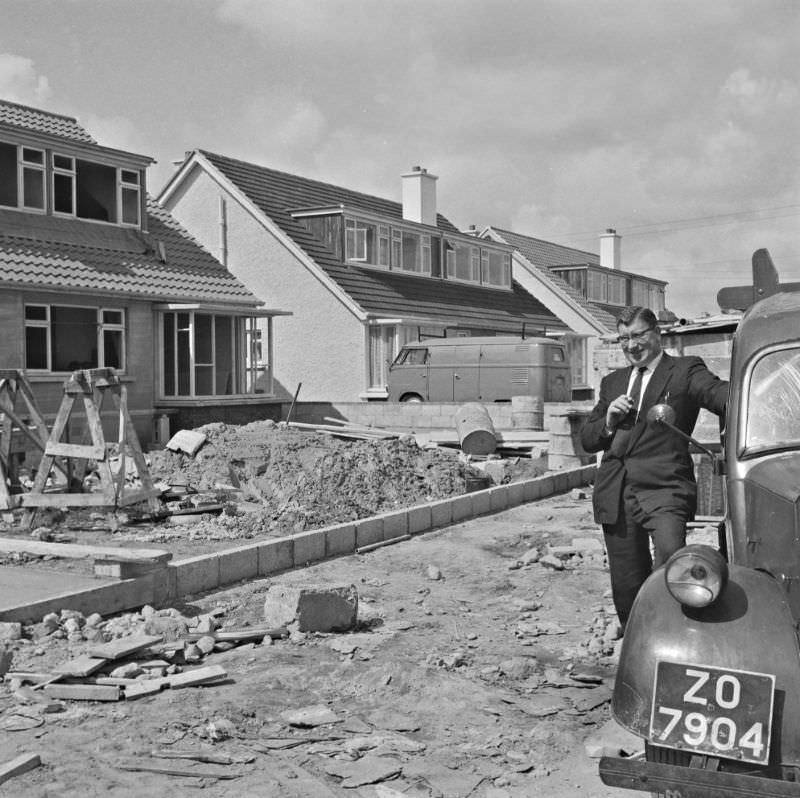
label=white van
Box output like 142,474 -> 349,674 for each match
386,336 -> 571,403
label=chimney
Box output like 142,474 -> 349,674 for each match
600,228 -> 621,269
401,165 -> 438,226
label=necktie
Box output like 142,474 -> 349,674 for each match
628,366 -> 647,423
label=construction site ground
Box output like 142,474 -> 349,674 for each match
0,421 -> 635,797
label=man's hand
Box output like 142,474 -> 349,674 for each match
606,393 -> 636,430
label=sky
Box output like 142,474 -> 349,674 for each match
1,0 -> 798,320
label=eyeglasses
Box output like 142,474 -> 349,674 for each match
618,326 -> 656,346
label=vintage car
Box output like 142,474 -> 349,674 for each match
599,249 -> 800,797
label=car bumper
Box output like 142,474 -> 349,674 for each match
599,755 -> 800,797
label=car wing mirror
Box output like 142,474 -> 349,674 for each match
646,403 -> 719,460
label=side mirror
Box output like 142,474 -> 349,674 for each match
646,403 -> 718,460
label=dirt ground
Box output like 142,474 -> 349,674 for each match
0,422 -> 635,797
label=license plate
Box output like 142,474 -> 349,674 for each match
649,661 -> 774,765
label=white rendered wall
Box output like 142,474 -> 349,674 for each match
164,166 -> 366,402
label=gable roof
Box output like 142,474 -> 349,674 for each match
188,150 -> 566,334
486,226 -> 618,332
0,200 -> 261,307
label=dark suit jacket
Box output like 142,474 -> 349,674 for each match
580,353 -> 729,525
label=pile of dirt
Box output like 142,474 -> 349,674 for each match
143,421 -> 547,541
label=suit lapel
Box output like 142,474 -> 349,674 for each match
625,354 -> 675,452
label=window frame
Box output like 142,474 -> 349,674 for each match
20,146 -> 46,213
24,303 -> 126,373
159,310 -> 269,398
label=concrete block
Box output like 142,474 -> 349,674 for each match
293,529 -> 326,566
355,516 -> 384,548
553,471 -> 570,494
489,485 -> 509,512
263,584 -> 358,632
471,487 -> 492,516
173,554 -> 220,597
258,536 -> 294,576
379,509 -> 409,540
428,498 -> 453,529
325,523 -> 356,557
507,481 -> 526,508
219,544 -> 259,586
535,474 -> 556,498
523,478 -> 544,503
407,504 -> 432,535
450,493 -> 473,522
166,429 -> 206,456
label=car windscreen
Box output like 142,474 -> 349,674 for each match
392,348 -> 428,366
744,346 -> 800,454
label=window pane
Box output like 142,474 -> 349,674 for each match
0,142 -> 17,207
53,172 -> 74,214
121,187 -> 139,225
195,314 -> 213,363
22,148 -> 43,165
25,327 -> 48,369
76,159 -> 116,222
195,366 -> 213,395
103,310 -> 122,324
53,154 -> 73,170
51,306 -> 97,371
163,313 -> 176,395
25,305 -> 47,321
121,169 -> 139,185
215,317 -> 233,394
177,313 -> 190,395
23,167 -> 44,210
401,231 -> 421,272
103,329 -> 122,369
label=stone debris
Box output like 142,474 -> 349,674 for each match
263,584 -> 359,633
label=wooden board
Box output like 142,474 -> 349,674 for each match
86,634 -> 164,661
54,655 -> 107,678
0,537 -> 171,563
43,683 -> 121,701
0,753 -> 41,786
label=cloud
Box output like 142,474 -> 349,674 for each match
0,53 -> 51,105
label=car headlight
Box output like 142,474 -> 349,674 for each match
664,544 -> 728,608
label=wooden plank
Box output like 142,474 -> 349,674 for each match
116,761 -> 241,779
124,680 -> 168,700
0,753 -> 41,786
86,634 -> 164,661
54,655 -> 107,678
0,538 -> 171,563
44,683 -> 121,701
167,665 -> 227,689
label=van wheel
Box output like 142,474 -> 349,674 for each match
400,393 -> 424,403
645,742 -> 691,797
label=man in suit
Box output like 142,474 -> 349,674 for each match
581,306 -> 728,627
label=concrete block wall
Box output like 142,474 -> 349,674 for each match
0,463 -> 596,623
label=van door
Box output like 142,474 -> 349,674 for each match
387,346 -> 429,401
427,344 -> 456,400
453,343 -> 481,401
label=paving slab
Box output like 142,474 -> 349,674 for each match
0,565 -> 113,612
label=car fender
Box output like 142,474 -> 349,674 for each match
613,563 -> 800,765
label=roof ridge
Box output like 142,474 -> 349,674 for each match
491,225 -> 598,259
199,149 -> 403,211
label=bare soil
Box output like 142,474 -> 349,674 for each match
0,422 -> 631,797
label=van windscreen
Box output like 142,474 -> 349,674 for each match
395,348 -> 428,366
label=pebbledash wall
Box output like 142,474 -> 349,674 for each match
0,463 -> 597,623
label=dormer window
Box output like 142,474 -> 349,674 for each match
0,139 -> 142,227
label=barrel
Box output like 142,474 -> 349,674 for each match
454,403 -> 497,456
511,395 -> 544,430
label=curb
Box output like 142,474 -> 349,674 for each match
0,464 -> 596,623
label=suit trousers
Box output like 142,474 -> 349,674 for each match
602,480 -> 689,627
